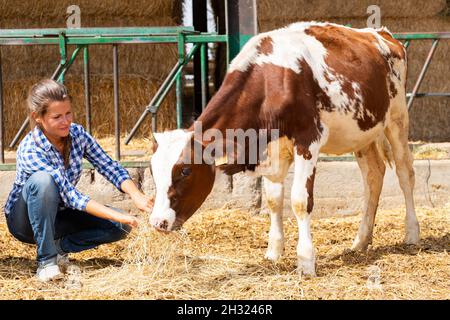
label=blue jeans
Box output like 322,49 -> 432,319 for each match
6,171 -> 131,264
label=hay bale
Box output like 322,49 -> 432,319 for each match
257,0 -> 447,21
2,76 -> 176,144
0,0 -> 179,21
0,1 -> 182,143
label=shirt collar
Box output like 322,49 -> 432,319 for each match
32,126 -> 52,152
32,125 -> 74,152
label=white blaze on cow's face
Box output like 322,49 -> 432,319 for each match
150,130 -> 194,231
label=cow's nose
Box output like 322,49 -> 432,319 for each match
151,218 -> 170,231
157,219 -> 169,231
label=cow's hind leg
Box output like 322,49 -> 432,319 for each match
351,142 -> 386,251
263,177 -> 285,261
291,141 -> 322,277
385,111 -> 420,244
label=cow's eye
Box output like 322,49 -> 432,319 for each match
181,167 -> 191,177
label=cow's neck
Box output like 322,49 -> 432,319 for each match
188,72 -> 264,175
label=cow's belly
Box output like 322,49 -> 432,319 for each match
319,111 -> 384,155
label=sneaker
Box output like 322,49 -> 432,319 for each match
36,263 -> 64,282
57,254 -> 70,274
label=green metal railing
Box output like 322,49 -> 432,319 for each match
394,32 -> 450,110
0,27 -> 227,164
0,29 -> 448,169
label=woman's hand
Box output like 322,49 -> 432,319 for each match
119,214 -> 139,228
85,199 -> 139,228
120,179 -> 154,213
132,193 -> 154,213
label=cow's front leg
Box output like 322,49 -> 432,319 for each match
291,143 -> 320,277
263,177 -> 285,261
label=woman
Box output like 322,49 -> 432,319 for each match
3,79 -> 153,282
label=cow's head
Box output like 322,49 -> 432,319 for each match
149,130 -> 216,231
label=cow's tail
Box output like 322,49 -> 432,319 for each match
376,134 -> 394,168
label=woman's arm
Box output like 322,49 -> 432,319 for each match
85,199 -> 138,227
120,179 -> 154,213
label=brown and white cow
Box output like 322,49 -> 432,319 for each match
149,22 -> 420,276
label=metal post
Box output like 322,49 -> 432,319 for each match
193,0 -> 208,118
176,32 -> 185,129
151,113 -> 157,133
113,44 -> 120,160
0,48 -> 4,163
226,0 -> 258,63
407,39 -> 439,111
58,33 -> 67,83
200,42 -> 208,111
404,40 -> 410,50
124,43 -> 200,144
176,72 -> 183,129
83,46 -> 92,134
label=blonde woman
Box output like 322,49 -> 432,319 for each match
3,79 -> 153,282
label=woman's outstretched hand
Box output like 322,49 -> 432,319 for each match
120,214 -> 139,228
132,194 -> 154,213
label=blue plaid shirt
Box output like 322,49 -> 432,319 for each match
3,123 -> 131,216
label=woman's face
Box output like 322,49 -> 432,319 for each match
35,99 -> 73,139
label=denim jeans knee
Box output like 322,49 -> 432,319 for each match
25,171 -> 59,202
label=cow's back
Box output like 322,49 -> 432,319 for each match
227,22 -> 407,155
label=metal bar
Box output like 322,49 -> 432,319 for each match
0,26 -> 196,37
0,34 -> 228,46
124,43 -> 200,144
83,46 -> 92,134
393,32 -> 450,40
200,42 -> 208,111
152,113 -> 157,133
57,45 -> 83,82
124,61 -> 182,144
176,32 -> 185,129
0,160 -> 152,171
9,119 -> 29,148
113,44 -> 120,161
404,40 -> 410,50
407,39 -> 440,111
176,72 -> 183,128
58,33 -> 67,82
0,48 -> 4,163
406,92 -> 450,98
50,63 -> 64,81
153,43 -> 200,108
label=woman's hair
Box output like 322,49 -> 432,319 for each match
27,79 -> 72,130
28,79 -> 73,168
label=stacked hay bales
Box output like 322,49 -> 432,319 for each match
0,0 -> 182,144
257,0 -> 450,141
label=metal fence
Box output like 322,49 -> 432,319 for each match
0,29 -> 448,168
0,27 -> 227,165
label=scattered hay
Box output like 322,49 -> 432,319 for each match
413,146 -> 449,160
0,206 -> 448,299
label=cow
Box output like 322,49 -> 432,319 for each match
149,22 -> 420,276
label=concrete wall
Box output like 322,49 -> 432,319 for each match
1,160 -> 449,219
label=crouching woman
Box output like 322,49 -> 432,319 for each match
3,79 -> 153,282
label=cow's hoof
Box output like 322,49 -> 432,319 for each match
350,234 -> 372,251
297,258 -> 316,278
404,232 -> 420,245
404,222 -> 420,245
264,250 -> 283,262
265,240 -> 284,261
